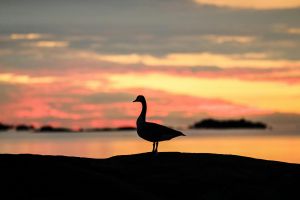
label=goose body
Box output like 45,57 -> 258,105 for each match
133,95 -> 185,153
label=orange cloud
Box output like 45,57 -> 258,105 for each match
0,73 -> 56,84
287,28 -> 300,35
131,90 -> 270,118
165,67 -> 300,85
75,51 -> 300,69
26,41 -> 69,48
203,35 -> 255,44
107,72 -> 300,113
193,0 -> 300,9
10,33 -> 44,40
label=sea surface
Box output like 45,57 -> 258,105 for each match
1,129 -> 300,163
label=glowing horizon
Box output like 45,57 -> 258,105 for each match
0,0 -> 300,130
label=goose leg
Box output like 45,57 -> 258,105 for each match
155,142 -> 159,153
152,142 -> 155,153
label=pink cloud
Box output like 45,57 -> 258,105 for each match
0,79 -> 271,128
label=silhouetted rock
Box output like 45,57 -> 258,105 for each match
37,125 -> 74,132
15,124 -> 35,131
0,153 -> 299,200
0,122 -> 13,131
190,118 -> 267,129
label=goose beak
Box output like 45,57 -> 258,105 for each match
133,99 -> 138,102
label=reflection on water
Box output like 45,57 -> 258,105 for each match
0,129 -> 300,163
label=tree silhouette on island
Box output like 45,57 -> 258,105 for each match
190,118 -> 267,129
0,122 -> 13,131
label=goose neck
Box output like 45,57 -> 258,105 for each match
138,101 -> 147,123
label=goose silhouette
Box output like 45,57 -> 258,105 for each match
133,95 -> 185,153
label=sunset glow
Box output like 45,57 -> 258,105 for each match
0,0 -> 300,130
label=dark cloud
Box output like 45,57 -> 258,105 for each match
158,111 -> 208,128
102,107 -> 132,120
0,83 -> 20,104
0,0 -> 299,59
1,0 -> 299,37
81,92 -> 133,104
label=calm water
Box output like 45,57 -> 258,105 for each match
1,129 -> 300,163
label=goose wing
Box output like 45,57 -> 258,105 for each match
144,122 -> 185,141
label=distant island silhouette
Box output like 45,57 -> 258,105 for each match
0,122 -> 135,132
36,125 -> 136,132
80,126 -> 136,132
15,124 -> 35,131
0,122 -> 13,131
0,118 -> 267,133
37,125 -> 74,132
190,118 -> 267,129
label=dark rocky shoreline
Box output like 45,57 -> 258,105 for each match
1,152 -> 299,200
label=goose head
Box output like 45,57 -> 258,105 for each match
133,95 -> 146,103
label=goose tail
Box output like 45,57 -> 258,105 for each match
176,130 -> 185,136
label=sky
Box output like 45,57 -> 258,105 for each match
0,0 -> 300,130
